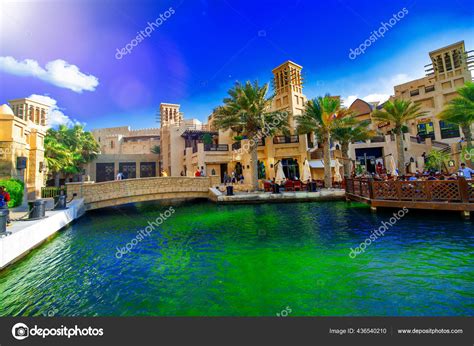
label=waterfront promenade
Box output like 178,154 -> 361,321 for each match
0,199 -> 85,269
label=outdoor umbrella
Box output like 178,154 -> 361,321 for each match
302,159 -> 312,183
334,159 -> 343,182
389,155 -> 398,176
275,161 -> 286,185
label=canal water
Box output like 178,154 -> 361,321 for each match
0,201 -> 472,316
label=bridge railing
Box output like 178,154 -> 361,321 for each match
346,178 -> 474,203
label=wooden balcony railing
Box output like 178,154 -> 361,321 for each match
273,135 -> 299,144
204,144 -> 229,151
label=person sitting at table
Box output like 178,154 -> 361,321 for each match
427,172 -> 437,181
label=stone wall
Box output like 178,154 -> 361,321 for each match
67,177 -> 212,210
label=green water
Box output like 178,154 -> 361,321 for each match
0,201 -> 473,316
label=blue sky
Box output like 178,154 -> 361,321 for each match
0,0 -> 473,130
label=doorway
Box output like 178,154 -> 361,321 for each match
220,163 -> 228,183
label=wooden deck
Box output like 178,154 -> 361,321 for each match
345,178 -> 474,217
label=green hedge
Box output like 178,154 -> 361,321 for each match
0,178 -> 24,208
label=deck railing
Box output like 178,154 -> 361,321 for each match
346,178 -> 474,203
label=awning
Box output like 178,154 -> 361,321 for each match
308,159 -> 336,169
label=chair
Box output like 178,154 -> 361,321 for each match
263,181 -> 272,192
284,180 -> 294,191
293,180 -> 302,191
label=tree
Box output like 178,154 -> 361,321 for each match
332,117 -> 374,177
425,149 -> 450,173
202,133 -> 213,146
45,125 -> 100,186
438,81 -> 474,151
371,100 -> 427,173
213,81 -> 289,190
151,145 -> 161,155
298,95 -> 346,188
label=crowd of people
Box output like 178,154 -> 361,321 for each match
357,162 -> 474,181
223,171 -> 244,184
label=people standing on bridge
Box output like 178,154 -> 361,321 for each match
116,172 -> 123,180
200,166 -> 205,177
195,168 -> 201,177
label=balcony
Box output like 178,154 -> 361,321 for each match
273,135 -> 299,144
204,144 -> 229,151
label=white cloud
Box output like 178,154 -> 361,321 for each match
0,56 -> 99,93
342,95 -> 358,108
341,73 -> 414,108
28,94 -> 83,128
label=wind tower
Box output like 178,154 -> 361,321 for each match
271,61 -> 306,131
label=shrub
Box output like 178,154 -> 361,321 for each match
0,178 -> 24,207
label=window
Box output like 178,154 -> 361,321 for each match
410,89 -> 419,97
281,158 -> 300,180
140,162 -> 156,178
110,140 -> 114,149
425,85 -> 435,93
439,121 -> 460,139
416,122 -> 435,140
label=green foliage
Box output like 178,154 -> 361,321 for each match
355,164 -> 364,175
371,99 -> 428,133
331,118 -> 373,146
438,81 -> 474,149
425,149 -> 450,172
202,133 -> 213,145
297,95 -> 353,187
0,178 -> 24,207
401,125 -> 409,133
213,81 -> 290,138
151,145 -> 161,155
45,125 -> 100,177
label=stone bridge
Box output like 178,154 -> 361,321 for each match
66,176 -> 220,210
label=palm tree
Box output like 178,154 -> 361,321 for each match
332,117 -> 374,177
213,81 -> 289,190
44,135 -> 73,187
371,99 -> 427,173
297,95 -> 345,188
45,125 -> 100,186
438,81 -> 474,150
151,145 -> 161,155
425,149 -> 450,173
